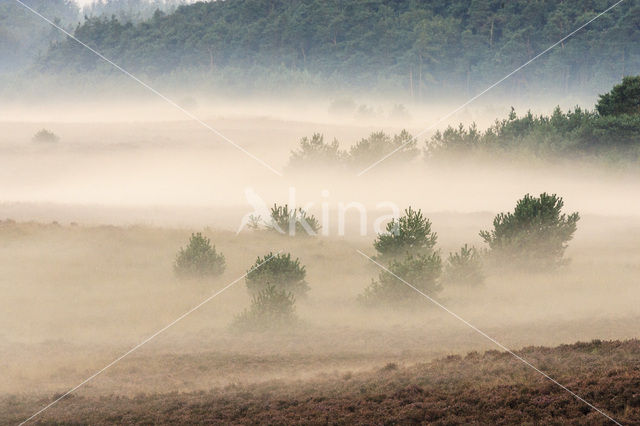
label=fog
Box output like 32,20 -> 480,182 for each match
0,98 -> 639,403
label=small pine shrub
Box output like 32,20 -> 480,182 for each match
268,204 -> 320,236
480,193 -> 579,270
232,284 -> 297,332
32,129 -> 59,143
443,244 -> 484,286
374,207 -> 437,260
360,253 -> 442,306
245,252 -> 308,297
174,232 -> 225,278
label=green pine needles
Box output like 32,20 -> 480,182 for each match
174,232 -> 226,278
245,252 -> 308,297
480,193 -> 579,269
373,207 -> 438,261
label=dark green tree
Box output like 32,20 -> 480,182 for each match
596,76 -> 640,116
480,193 -> 579,269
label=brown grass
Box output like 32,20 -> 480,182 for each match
4,339 -> 639,425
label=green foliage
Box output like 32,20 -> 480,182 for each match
288,133 -> 345,170
348,130 -> 418,168
268,204 -> 320,236
426,100 -> 640,161
37,1 -> 640,96
426,123 -> 482,159
174,232 -> 225,278
596,76 -> 640,117
81,0 -> 184,23
575,113 -> 640,150
245,252 -> 308,297
480,193 -> 580,269
32,129 -> 59,143
232,284 -> 297,332
361,253 -> 442,306
443,244 -> 484,286
374,207 -> 437,260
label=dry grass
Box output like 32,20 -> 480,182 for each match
4,339 -> 639,425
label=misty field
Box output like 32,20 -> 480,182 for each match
0,200 -> 639,423
3,0 -> 640,421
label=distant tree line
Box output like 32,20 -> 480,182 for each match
288,76 -> 640,168
36,0 -> 640,96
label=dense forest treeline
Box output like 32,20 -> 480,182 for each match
35,0 -> 640,96
0,0 -> 186,73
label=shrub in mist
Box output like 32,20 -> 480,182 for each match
374,207 -> 437,261
245,252 -> 308,297
32,129 -> 59,143
268,203 -> 320,236
174,232 -> 225,278
360,253 -> 442,306
480,193 -> 579,270
442,244 -> 484,286
287,133 -> 345,170
232,284 -> 297,332
347,130 -> 418,168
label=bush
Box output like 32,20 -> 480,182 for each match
32,129 -> 59,143
596,75 -> 640,116
245,252 -> 308,297
347,130 -> 418,168
268,204 -> 320,236
287,133 -> 345,170
480,193 -> 579,269
360,253 -> 442,306
232,284 -> 297,332
442,244 -> 484,286
374,207 -> 437,260
174,232 -> 226,278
